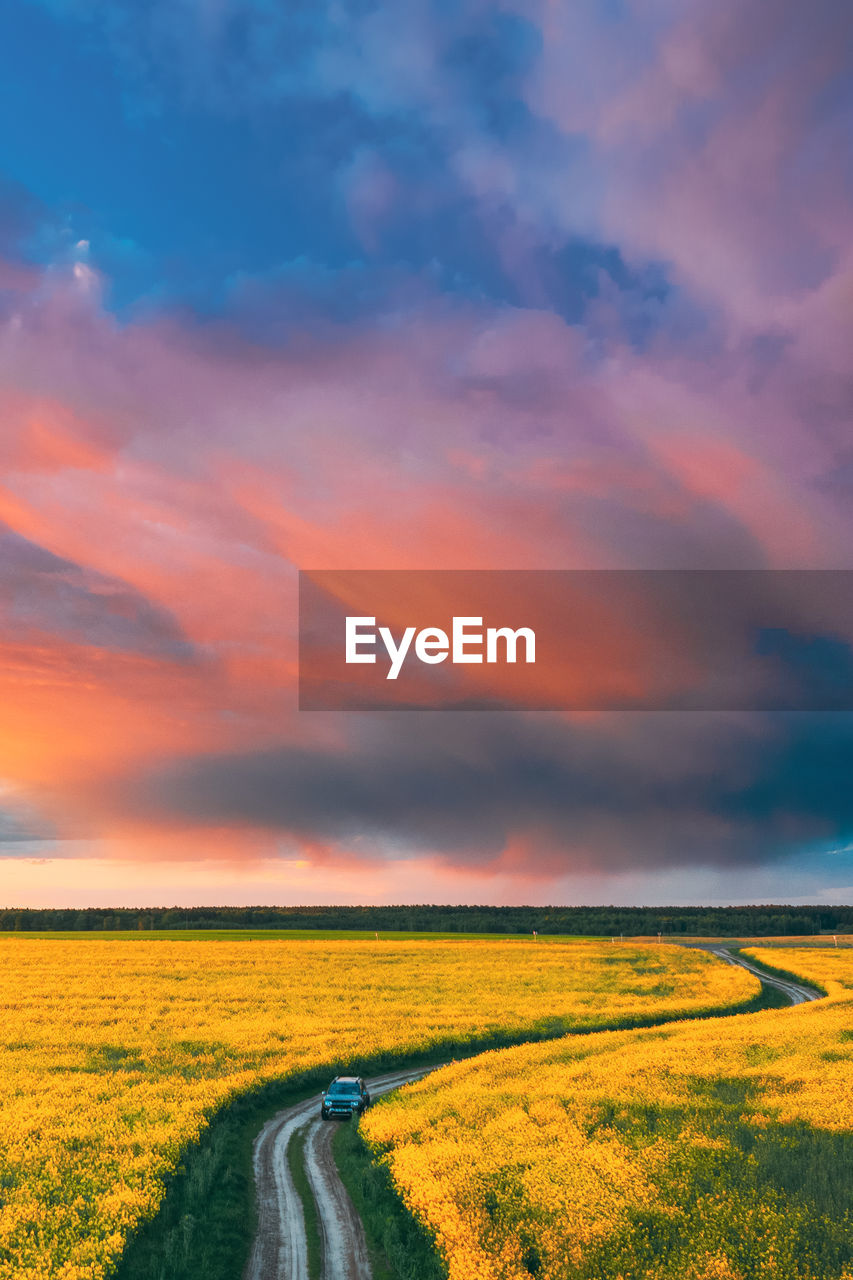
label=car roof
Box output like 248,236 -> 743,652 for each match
333,1075 -> 360,1083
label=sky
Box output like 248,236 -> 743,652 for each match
1,0 -> 852,908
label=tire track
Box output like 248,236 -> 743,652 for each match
707,946 -> 821,1004
304,1119 -> 371,1280
243,1068 -> 435,1280
244,1096 -> 316,1280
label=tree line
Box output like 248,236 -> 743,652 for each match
1,904 -> 852,935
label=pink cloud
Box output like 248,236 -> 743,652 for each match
523,0 -> 852,330
0,243 -> 851,883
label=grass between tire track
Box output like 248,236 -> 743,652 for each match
287,1125 -> 323,1280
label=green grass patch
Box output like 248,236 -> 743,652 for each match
333,1119 -> 446,1280
287,1126 -> 322,1280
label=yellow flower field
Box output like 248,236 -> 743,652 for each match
745,946 -> 853,997
0,937 -> 754,1280
363,947 -> 853,1280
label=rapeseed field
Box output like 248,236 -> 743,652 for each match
0,938 -> 753,1279
363,947 -> 853,1280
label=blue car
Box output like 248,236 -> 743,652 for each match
320,1075 -> 371,1120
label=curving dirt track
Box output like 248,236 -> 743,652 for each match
243,1068 -> 436,1280
244,950 -> 821,1280
707,946 -> 821,1004
303,1118 -> 371,1280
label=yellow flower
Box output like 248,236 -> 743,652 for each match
0,937 -> 754,1278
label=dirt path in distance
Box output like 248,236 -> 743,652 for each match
706,946 -> 821,1004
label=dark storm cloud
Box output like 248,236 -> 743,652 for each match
0,804 -> 53,844
126,712 -> 853,873
0,525 -> 197,661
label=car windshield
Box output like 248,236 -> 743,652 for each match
328,1081 -> 360,1096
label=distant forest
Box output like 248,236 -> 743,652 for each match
1,904 -> 852,936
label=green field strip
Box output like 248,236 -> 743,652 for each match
287,1126 -> 323,1280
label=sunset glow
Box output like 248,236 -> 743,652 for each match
1,0 -> 852,904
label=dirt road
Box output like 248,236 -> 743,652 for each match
244,949 -> 821,1280
707,946 -> 821,1004
243,1067 -> 436,1280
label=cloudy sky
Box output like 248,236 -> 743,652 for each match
1,0 -> 852,907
